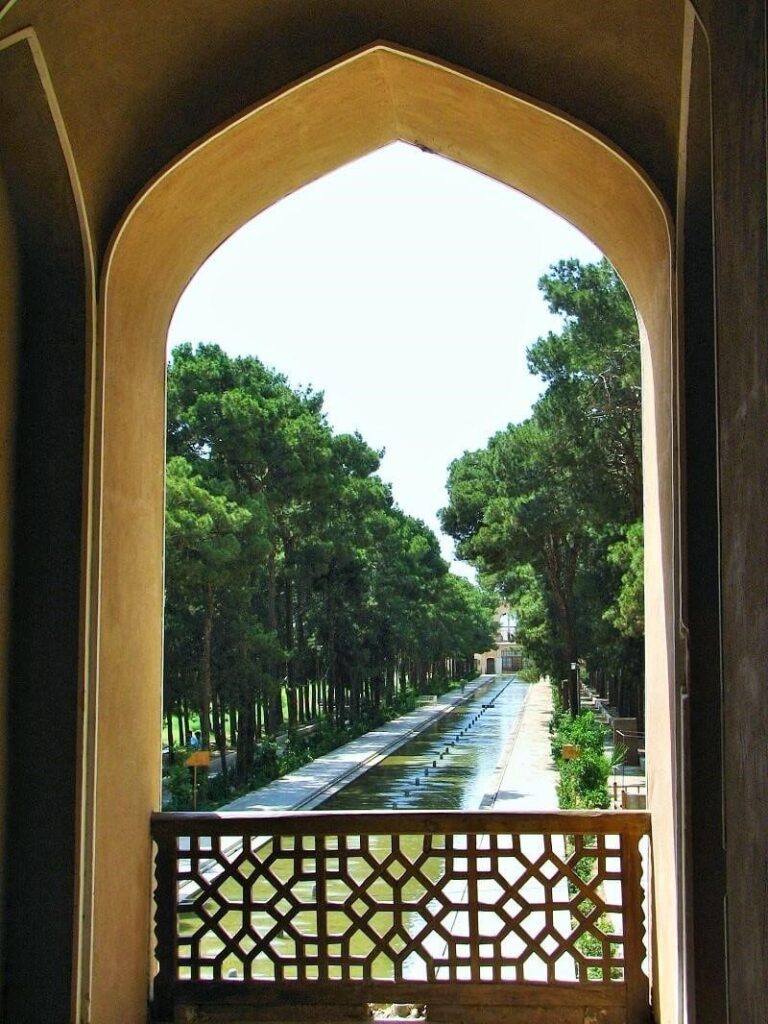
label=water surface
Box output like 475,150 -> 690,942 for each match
320,676 -> 528,810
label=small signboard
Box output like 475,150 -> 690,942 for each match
185,750 -> 211,768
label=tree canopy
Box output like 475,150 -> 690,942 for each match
441,258 -> 643,717
164,343 -> 495,788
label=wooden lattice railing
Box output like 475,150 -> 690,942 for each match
151,810 -> 651,1024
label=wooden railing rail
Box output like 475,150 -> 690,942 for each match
151,809 -> 651,1024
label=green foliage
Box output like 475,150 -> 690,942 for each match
252,740 -> 280,784
551,710 -> 611,810
557,751 -> 611,810
604,521 -> 644,638
165,686 -> 426,810
383,688 -> 419,717
164,341 -> 496,781
165,762 -> 194,810
441,258 -> 644,716
552,708 -> 606,759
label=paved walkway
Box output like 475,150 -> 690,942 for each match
182,677 -> 559,902
484,677 -> 559,810
220,676 -> 496,812
219,675 -> 558,814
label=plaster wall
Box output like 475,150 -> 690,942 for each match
11,4 -> 767,1023
94,47 -> 677,1024
475,646 -> 522,672
700,4 -> 768,1019
0,159 -> 19,986
0,0 -> 684,258
0,34 -> 90,1023
637,257 -> 679,1024
675,16 -> 727,1021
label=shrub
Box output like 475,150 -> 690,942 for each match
552,709 -> 611,809
572,712 -> 605,753
383,687 -> 418,718
557,749 -> 611,809
165,761 -> 193,810
251,739 -> 280,785
552,709 -> 605,759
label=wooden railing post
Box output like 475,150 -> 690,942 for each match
151,815 -> 178,1023
316,832 -> 329,982
621,828 -> 650,1023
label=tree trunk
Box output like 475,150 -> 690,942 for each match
384,661 -> 394,703
295,582 -> 308,724
213,692 -> 228,787
200,581 -> 214,748
236,697 -> 256,784
266,546 -> 283,733
283,538 -> 298,731
166,711 -> 176,763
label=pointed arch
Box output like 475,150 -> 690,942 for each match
91,44 -> 675,1022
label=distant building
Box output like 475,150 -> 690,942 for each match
475,605 -> 526,674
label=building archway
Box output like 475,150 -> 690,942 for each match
92,44 -> 676,1023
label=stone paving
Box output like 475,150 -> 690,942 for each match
182,677 -> 563,943
219,675 -> 499,813
217,675 -> 559,815
486,677 -> 559,810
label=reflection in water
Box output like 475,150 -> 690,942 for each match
321,676 -> 528,811
179,677 -> 534,980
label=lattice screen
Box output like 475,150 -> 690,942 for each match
173,827 -> 633,986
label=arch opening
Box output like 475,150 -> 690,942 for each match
93,44 -> 676,1023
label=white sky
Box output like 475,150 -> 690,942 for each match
168,141 -> 601,578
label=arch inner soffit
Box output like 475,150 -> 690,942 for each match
105,43 -> 670,340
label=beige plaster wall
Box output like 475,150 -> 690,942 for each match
0,1 -> 684,258
92,54 -> 397,1023
15,5 -> 768,1023
639,278 -> 680,1024
0,159 -> 18,984
92,46 -> 677,1024
0,31 -> 94,1022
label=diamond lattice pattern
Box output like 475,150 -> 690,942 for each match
175,828 -> 635,985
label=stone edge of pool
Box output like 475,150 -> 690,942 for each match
218,675 -> 519,814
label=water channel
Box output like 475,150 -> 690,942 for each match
180,676 -> 534,981
320,675 -> 529,810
